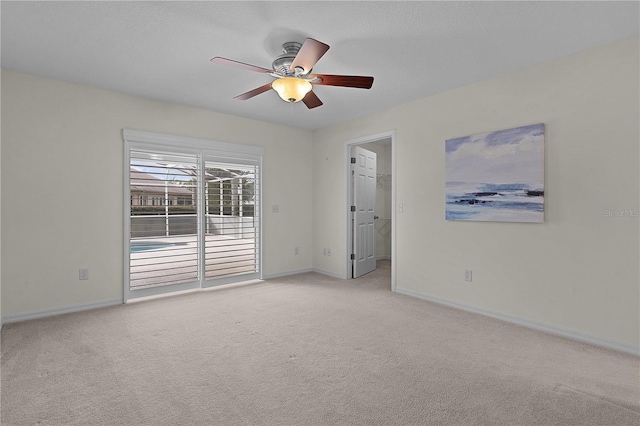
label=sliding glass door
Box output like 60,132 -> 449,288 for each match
124,130 -> 262,301
203,159 -> 260,284
128,150 -> 200,294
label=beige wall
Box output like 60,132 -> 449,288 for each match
2,37 -> 638,351
312,37 -> 639,349
0,66 -> 2,325
1,70 -> 313,316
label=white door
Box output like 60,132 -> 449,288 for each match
352,146 -> 377,277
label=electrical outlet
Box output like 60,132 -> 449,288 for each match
397,202 -> 404,213
272,204 -> 280,213
327,248 -> 331,256
79,268 -> 89,281
464,270 -> 473,282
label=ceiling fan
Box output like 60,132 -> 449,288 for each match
211,38 -> 374,109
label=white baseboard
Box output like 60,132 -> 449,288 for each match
266,268 -> 344,280
264,268 -> 344,281
1,298 -> 123,325
262,268 -> 314,280
312,268 -> 345,280
376,255 -> 391,261
395,287 -> 639,357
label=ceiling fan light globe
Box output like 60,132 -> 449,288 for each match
272,77 -> 312,103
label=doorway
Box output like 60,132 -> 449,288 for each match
344,131 -> 396,290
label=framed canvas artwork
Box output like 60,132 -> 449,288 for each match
445,123 -> 545,223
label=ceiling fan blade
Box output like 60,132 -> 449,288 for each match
234,83 -> 273,100
290,38 -> 330,74
311,74 -> 374,89
211,57 -> 272,74
302,90 -> 323,109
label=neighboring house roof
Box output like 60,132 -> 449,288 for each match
130,168 -> 193,196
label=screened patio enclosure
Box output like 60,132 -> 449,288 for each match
124,130 -> 262,300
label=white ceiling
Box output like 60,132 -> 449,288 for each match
1,1 -> 638,130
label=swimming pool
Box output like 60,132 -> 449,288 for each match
130,242 -> 188,252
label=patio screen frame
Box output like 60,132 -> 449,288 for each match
123,129 -> 263,302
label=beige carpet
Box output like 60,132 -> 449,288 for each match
2,260 -> 639,425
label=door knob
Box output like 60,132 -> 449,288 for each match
374,215 -> 379,220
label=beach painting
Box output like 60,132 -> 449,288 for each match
445,123 -> 544,223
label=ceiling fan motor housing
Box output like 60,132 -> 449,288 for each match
272,41 -> 304,76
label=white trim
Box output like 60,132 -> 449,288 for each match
264,268 -> 344,281
198,154 -> 206,287
262,268 -> 314,280
312,268 -> 345,280
262,268 -> 343,280
343,141 -> 351,280
123,143 -> 132,302
344,130 -> 397,291
2,299 -> 122,325
258,154 -> 264,281
123,129 -> 264,157
395,287 -> 640,356
376,255 -> 392,260
390,133 -> 397,293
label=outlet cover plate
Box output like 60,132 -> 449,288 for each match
79,268 -> 89,280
